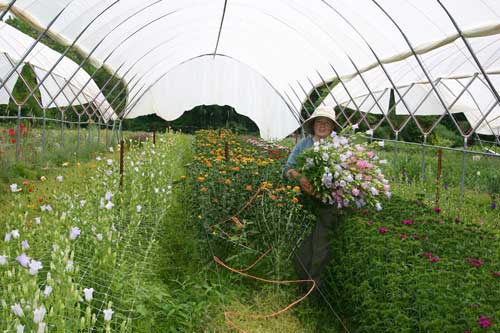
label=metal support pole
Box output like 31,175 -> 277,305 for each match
119,138 -> 124,190
77,114 -> 81,154
15,104 -> 21,162
60,109 -> 65,148
393,131 -> 399,181
42,107 -> 47,159
421,134 -> 427,181
460,137 -> 468,202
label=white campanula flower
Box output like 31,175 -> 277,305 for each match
105,201 -> 114,210
154,188 -> 159,194
4,232 -> 11,242
378,141 -> 385,147
330,131 -> 337,137
34,217 -> 41,224
107,159 -> 113,165
56,175 -> 63,182
80,200 -> 86,207
33,306 -> 46,324
105,170 -> 113,176
16,324 -> 24,333
96,156 -> 101,161
105,191 -> 113,201
37,322 -> 46,333
366,129 -> 374,135
40,204 -> 52,212
11,230 -> 20,239
29,259 -> 43,275
346,175 -> 354,183
65,260 -> 74,272
10,184 -> 21,192
22,240 -> 29,250
83,287 -> 94,301
352,124 -> 359,130
141,151 -> 146,156
103,308 -> 114,321
375,202 -> 383,211
96,233 -> 103,241
109,146 -> 114,152
385,191 -> 392,198
11,303 -> 24,317
100,198 -> 105,208
339,180 -> 347,187
43,285 -> 52,297
16,253 -> 30,267
370,187 -> 379,196
0,255 -> 7,265
136,205 -> 142,213
69,227 -> 81,240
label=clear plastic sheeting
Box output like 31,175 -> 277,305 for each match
0,53 -> 21,104
128,55 -> 298,140
0,0 -> 498,137
0,21 -> 115,121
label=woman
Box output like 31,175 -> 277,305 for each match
283,106 -> 339,292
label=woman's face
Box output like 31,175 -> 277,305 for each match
313,117 -> 334,139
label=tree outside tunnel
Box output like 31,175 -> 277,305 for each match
121,104 -> 260,135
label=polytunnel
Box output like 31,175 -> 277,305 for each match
0,0 -> 498,141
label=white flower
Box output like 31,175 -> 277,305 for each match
339,180 -> 347,187
96,156 -> 102,161
56,175 -> 63,182
105,191 -> 113,201
4,232 -> 11,242
83,287 -> 94,301
29,259 -> 43,275
134,167 -> 139,172
11,303 -> 24,317
385,191 -> 392,198
11,230 -> 20,239
476,171 -> 481,176
33,306 -> 46,324
370,187 -> 379,196
352,124 -> 359,130
105,201 -> 114,210
37,322 -> 46,333
346,175 -> 354,183
16,324 -> 24,333
107,159 -> 113,165
375,202 -> 383,211
379,159 -> 387,164
22,240 -> 29,250
0,255 -> 7,265
80,200 -> 86,207
10,184 -> 21,192
16,253 -> 30,267
100,198 -> 105,208
378,141 -> 385,147
472,155 -> 481,161
105,170 -> 113,176
366,129 -> 374,135
154,188 -> 159,194
43,285 -> 52,297
108,147 -> 114,152
104,308 -> 114,321
136,205 -> 142,213
65,260 -> 74,272
70,227 -> 81,240
40,204 -> 52,212
96,233 -> 103,241
34,217 -> 41,224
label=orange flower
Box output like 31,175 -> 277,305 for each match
220,170 -> 227,175
225,179 -> 232,185
245,185 -> 252,191
293,186 -> 301,192
201,187 -> 208,192
230,167 -> 240,171
277,203 -> 284,207
198,176 -> 205,182
269,194 -> 277,200
292,197 -> 299,203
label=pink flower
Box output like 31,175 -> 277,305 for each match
402,219 -> 414,225
361,182 -> 370,190
491,271 -> 500,277
378,227 -> 388,233
356,160 -> 368,169
423,252 -> 440,262
356,145 -> 365,152
477,315 -> 492,328
351,188 -> 360,196
400,234 -> 408,240
379,174 -> 385,180
433,207 -> 441,213
466,258 -> 484,268
364,175 -> 372,181
383,184 -> 390,191
366,151 -> 375,158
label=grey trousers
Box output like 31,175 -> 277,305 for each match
294,204 -> 338,287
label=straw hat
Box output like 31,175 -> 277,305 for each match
303,105 -> 337,134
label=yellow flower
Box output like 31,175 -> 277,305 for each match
292,197 -> 299,204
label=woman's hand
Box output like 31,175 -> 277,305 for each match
298,176 -> 314,195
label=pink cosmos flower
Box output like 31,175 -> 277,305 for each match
378,227 -> 388,233
466,258 -> 484,268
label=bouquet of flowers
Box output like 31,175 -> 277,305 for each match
296,127 -> 390,210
